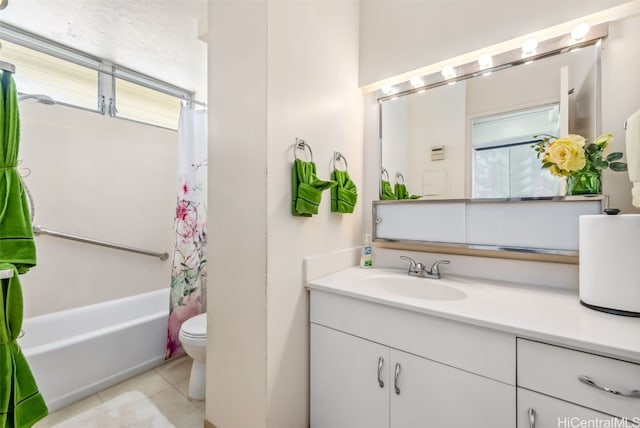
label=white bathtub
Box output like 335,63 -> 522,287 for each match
19,289 -> 169,412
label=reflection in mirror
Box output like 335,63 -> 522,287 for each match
380,43 -> 599,200
471,104 -> 562,198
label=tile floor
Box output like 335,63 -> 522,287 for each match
34,356 -> 204,428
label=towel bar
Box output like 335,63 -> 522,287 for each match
32,225 -> 169,261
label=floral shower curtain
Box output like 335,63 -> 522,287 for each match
166,105 -> 207,359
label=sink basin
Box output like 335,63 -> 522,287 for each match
364,273 -> 466,301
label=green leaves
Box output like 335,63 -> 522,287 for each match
610,162 -> 628,172
606,152 -> 624,162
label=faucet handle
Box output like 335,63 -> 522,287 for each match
401,256 -> 425,274
429,260 -> 450,276
400,256 -> 417,270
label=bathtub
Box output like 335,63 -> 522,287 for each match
18,289 -> 169,412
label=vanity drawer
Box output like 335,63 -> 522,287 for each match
517,338 -> 640,419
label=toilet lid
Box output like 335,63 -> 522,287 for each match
181,313 -> 207,338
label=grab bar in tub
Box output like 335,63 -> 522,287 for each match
33,225 -> 170,261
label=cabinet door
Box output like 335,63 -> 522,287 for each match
310,324 -> 389,428
518,388 -> 636,428
390,349 -> 515,428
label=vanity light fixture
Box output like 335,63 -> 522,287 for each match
410,76 -> 424,88
571,23 -> 591,41
478,54 -> 493,69
382,84 -> 395,95
478,54 -> 493,76
521,38 -> 538,56
441,65 -> 456,80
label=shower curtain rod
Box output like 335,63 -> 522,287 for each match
33,225 -> 170,261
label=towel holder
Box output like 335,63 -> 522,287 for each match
395,172 -> 405,184
0,269 -> 14,280
294,138 -> 313,162
332,151 -> 348,172
381,168 -> 390,181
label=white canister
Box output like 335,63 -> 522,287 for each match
579,213 -> 640,316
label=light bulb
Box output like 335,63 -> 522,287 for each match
521,38 -> 538,55
382,85 -> 394,95
571,23 -> 590,41
441,65 -> 456,79
478,54 -> 492,69
410,76 -> 424,88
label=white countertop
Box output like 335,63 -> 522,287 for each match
306,267 -> 640,364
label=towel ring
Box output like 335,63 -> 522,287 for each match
395,172 -> 405,184
332,151 -> 348,172
294,138 -> 313,162
381,168 -> 390,181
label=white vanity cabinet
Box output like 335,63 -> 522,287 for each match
310,324 -> 388,428
310,290 -> 516,428
516,338 -> 640,428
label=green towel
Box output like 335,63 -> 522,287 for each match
0,72 -> 48,428
381,180 -> 397,200
291,159 -> 336,217
1,265 -> 48,428
394,183 -> 421,200
330,169 -> 357,214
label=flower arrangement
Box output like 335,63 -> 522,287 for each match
532,133 -> 627,195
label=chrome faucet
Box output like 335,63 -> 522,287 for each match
400,256 -> 450,279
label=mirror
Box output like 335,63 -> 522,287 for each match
380,43 -> 599,200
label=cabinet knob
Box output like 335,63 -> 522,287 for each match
377,357 -> 384,388
528,408 -> 536,428
394,363 -> 401,395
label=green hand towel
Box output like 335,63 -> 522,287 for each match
0,265 -> 48,428
394,183 -> 421,200
381,180 -> 397,200
330,169 -> 357,214
0,72 -> 48,428
0,73 -> 36,274
291,159 -> 336,217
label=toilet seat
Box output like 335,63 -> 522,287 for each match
180,313 -> 207,339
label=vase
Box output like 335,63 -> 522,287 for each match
566,170 -> 602,195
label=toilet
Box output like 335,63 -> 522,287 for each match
179,313 -> 207,400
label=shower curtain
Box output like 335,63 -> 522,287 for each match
166,105 -> 207,359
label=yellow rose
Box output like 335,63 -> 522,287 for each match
566,134 -> 586,148
546,138 -> 586,173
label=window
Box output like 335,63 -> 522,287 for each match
116,78 -> 181,129
0,22 -> 195,130
1,40 -> 98,111
472,104 -> 563,198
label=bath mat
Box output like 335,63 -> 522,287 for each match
52,391 -> 175,428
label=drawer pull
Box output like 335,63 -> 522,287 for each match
394,363 -> 401,395
578,375 -> 640,398
528,408 -> 536,428
377,357 -> 384,388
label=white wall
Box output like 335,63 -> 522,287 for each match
359,0 -> 629,86
602,14 -> 640,214
19,102 -> 176,318
407,82 -> 466,198
207,1 -> 362,427
207,1 -> 268,427
266,3 -> 362,427
381,96 -> 409,185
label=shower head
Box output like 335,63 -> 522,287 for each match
18,94 -> 56,105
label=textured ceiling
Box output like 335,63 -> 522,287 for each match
0,0 -> 207,98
